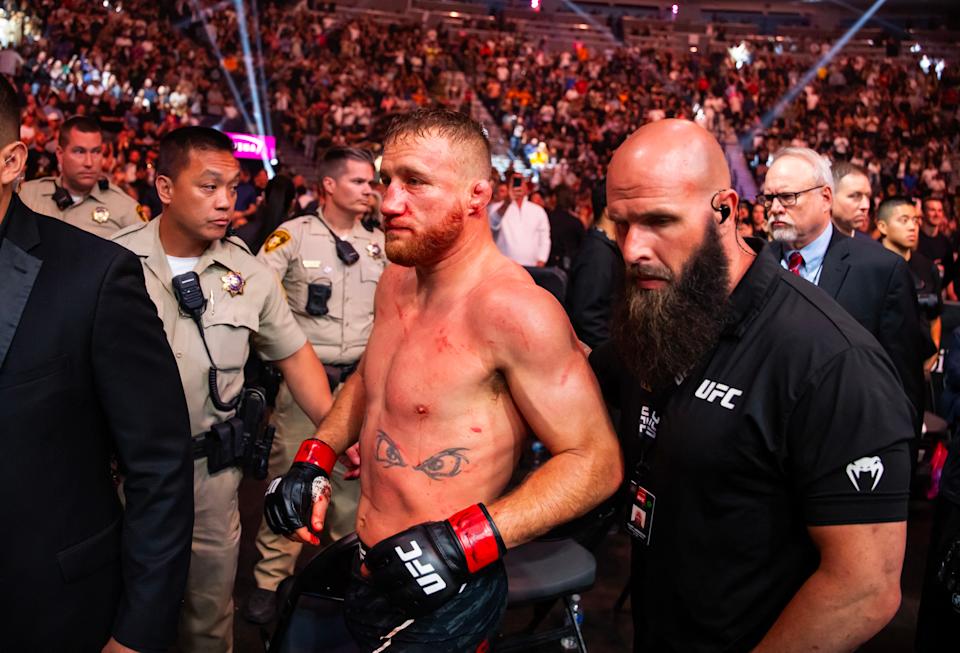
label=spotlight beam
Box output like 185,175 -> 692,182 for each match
742,0 -> 888,148
559,0 -> 621,46
824,0 -> 906,37
249,0 -> 273,140
187,0 -> 255,128
232,0 -> 275,177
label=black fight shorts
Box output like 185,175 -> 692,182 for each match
344,544 -> 507,653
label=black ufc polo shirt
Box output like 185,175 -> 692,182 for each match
591,240 -> 913,653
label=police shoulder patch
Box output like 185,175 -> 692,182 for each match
264,228 -> 292,253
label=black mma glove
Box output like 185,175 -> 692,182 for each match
264,439 -> 337,536
364,503 -> 506,617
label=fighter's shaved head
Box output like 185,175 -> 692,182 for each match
608,119 -> 731,204
384,108 -> 491,181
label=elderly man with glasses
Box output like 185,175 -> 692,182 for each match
763,147 -> 927,436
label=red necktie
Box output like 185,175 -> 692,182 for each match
787,251 -> 804,276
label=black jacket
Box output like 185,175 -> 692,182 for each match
547,208 -> 585,271
0,196 -> 193,652
770,228 -> 927,434
566,228 -> 624,349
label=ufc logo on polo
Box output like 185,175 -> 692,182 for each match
395,540 -> 447,595
694,379 -> 743,410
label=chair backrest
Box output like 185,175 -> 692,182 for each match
538,494 -> 620,552
524,265 -> 568,304
269,533 -> 361,653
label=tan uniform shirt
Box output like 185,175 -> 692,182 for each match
112,217 -> 306,435
257,213 -> 386,365
19,176 -> 146,239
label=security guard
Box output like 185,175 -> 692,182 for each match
596,119 -> 912,651
112,127 -> 332,653
244,146 -> 385,623
19,116 -> 146,238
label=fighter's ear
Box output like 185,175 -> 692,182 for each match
469,178 -> 493,213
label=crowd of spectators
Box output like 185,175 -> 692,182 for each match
5,0 -> 473,213
7,0 -> 240,214
461,30 -> 959,232
4,0 -> 958,238
252,3 -> 466,159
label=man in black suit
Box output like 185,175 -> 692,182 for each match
546,186 -> 585,271
763,147 -> 926,434
0,77 -> 193,651
831,160 -> 879,244
566,180 -> 624,348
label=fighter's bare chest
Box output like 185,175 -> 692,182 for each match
363,310 -> 495,415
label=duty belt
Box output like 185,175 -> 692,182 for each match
324,361 -> 359,390
192,433 -> 212,460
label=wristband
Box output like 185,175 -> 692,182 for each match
447,503 -> 505,573
294,439 -> 337,475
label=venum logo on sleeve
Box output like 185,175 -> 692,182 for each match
845,456 -> 884,491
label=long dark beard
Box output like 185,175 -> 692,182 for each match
611,221 -> 732,389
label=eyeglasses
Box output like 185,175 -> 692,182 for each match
756,185 -> 825,209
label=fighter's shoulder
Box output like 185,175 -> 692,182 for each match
374,261 -> 414,294
468,263 -> 569,349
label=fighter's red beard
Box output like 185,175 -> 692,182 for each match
385,207 -> 465,267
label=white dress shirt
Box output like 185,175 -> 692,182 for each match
489,198 -> 551,267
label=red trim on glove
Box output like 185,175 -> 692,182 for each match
448,503 -> 504,574
294,439 -> 337,475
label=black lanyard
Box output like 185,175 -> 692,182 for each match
628,363 -> 707,482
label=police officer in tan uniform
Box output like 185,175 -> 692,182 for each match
243,146 -> 385,623
112,127 -> 332,653
19,116 -> 146,239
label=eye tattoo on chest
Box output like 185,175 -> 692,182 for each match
374,430 -> 471,480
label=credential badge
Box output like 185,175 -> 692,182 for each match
221,270 -> 245,296
92,206 -> 110,224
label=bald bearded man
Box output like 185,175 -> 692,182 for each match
591,120 -> 912,652
264,108 -> 622,651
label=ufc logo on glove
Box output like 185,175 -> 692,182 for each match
396,540 -> 448,595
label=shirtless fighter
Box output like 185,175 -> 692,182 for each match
264,108 -> 622,651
